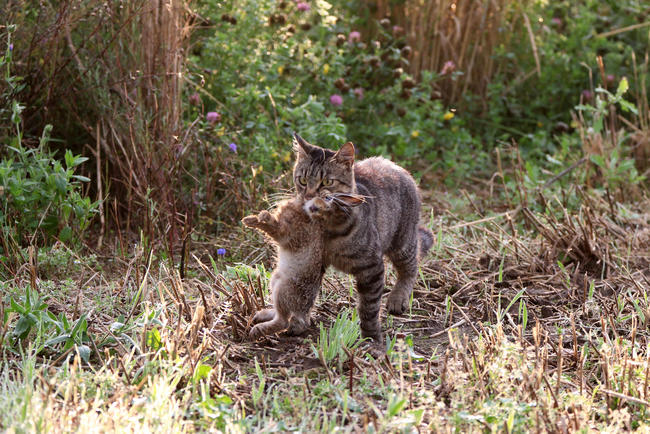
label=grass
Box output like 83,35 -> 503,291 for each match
1,183 -> 649,432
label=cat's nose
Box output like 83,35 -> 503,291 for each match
308,203 -> 320,213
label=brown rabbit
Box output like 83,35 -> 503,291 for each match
243,194 -> 363,339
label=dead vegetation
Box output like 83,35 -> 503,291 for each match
3,185 -> 650,431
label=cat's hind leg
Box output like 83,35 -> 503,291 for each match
352,258 -> 386,343
386,243 -> 419,315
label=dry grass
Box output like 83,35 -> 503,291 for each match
2,185 -> 650,431
6,1 -> 194,237
366,0 -> 522,105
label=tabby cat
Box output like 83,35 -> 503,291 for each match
242,196 -> 329,339
293,133 -> 433,344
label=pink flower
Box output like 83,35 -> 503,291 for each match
353,88 -> 364,100
581,90 -> 593,102
441,60 -> 455,75
329,94 -> 343,107
206,111 -> 221,124
551,17 -> 562,27
189,92 -> 200,106
392,25 -> 404,37
348,31 -> 361,43
296,2 -> 310,12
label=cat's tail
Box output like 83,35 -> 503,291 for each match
417,226 -> 434,260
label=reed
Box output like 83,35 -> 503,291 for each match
6,0 -> 193,237
366,0 -> 520,105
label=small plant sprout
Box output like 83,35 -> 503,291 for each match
251,358 -> 266,408
497,288 -> 526,325
313,309 -> 361,370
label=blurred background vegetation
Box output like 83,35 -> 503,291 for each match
1,0 -> 648,265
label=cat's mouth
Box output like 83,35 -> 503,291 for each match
303,193 -> 366,219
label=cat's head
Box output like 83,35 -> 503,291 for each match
292,132 -> 356,201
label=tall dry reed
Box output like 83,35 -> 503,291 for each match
6,0 -> 193,243
367,0 -> 520,105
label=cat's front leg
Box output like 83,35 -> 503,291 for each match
353,259 -> 385,344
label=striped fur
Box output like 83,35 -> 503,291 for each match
293,133 -> 433,344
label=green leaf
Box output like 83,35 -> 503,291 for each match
14,316 -> 34,338
40,125 -> 53,148
193,363 -> 212,382
590,154 -> 605,168
10,297 -> 26,314
77,345 -> 91,362
64,149 -> 74,169
45,335 -> 71,346
59,226 -> 73,242
616,77 -> 629,98
54,174 -> 68,195
146,328 -> 162,350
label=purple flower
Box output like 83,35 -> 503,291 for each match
348,31 -> 361,43
296,2 -> 310,11
329,94 -> 343,107
217,248 -> 226,256
551,17 -> 562,27
8,43 -> 13,52
392,25 -> 404,37
441,60 -> 456,75
206,111 -> 221,124
582,89 -> 593,102
228,142 -> 237,153
353,87 -> 364,100
189,92 -> 200,106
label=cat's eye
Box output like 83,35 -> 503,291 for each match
322,178 -> 334,187
297,176 -> 307,186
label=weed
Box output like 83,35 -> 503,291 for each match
313,308 -> 362,370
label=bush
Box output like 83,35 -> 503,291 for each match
0,127 -> 97,247
188,0 -> 485,191
0,31 -> 97,269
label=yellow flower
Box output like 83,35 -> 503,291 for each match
443,111 -> 454,121
282,151 -> 291,162
277,66 -> 284,75
323,64 -> 330,75
216,127 -> 226,137
537,121 -> 543,127
411,130 -> 419,138
570,120 -> 580,129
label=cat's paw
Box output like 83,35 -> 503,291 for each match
386,293 -> 408,315
360,339 -> 386,358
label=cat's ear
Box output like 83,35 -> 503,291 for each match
333,141 -> 355,167
293,132 -> 316,158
